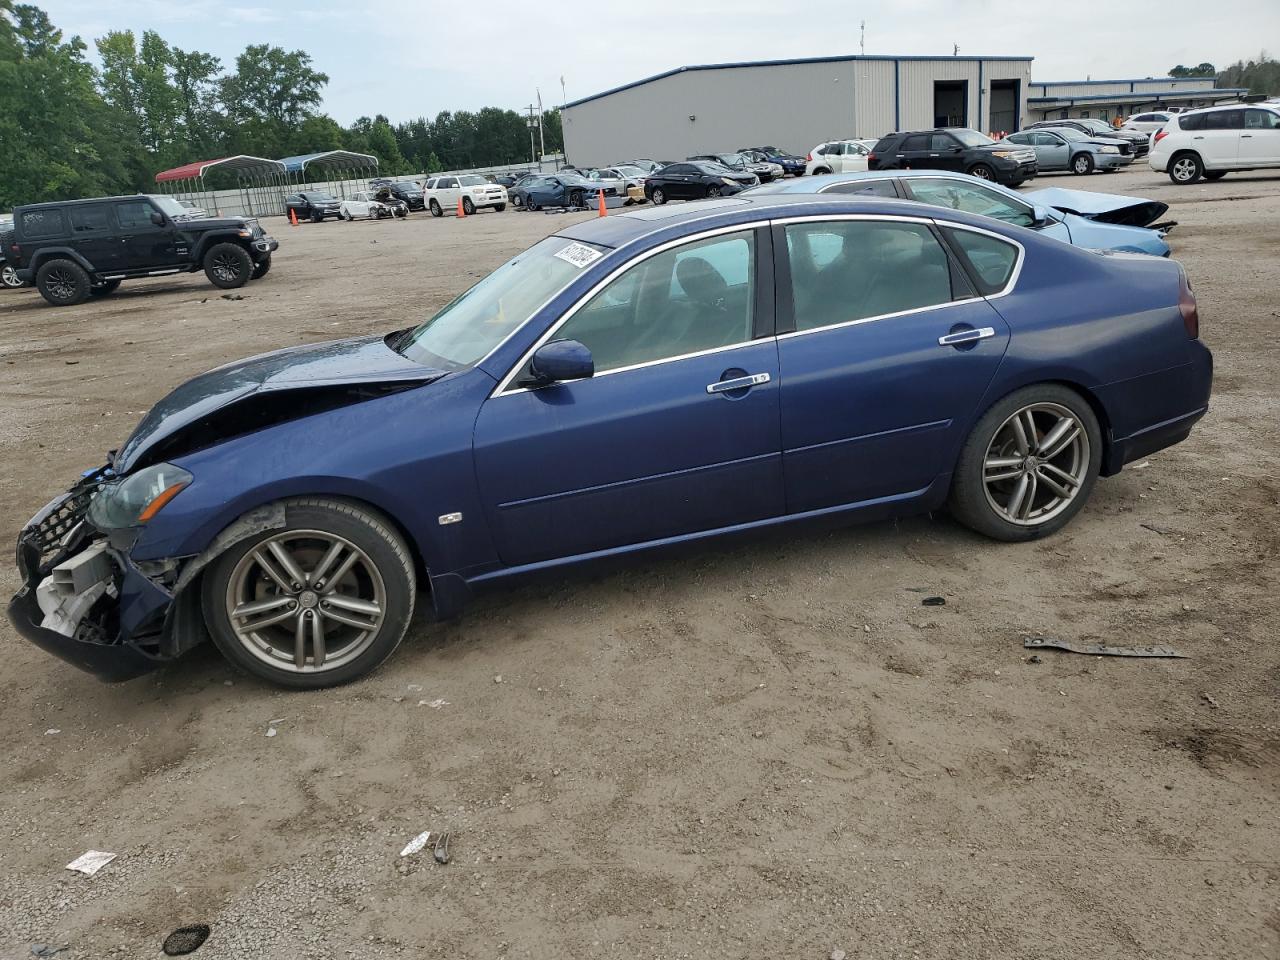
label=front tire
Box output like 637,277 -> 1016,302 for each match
967,163 -> 995,180
429,199 -> 443,217
948,384 -> 1102,542
35,259 -> 91,306
203,242 -> 253,289
706,184 -> 722,198
1169,152 -> 1203,184
462,197 -> 476,216
202,498 -> 417,689
1071,153 -> 1095,175
494,203 -> 506,212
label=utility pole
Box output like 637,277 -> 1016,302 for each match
953,43 -> 959,56
536,89 -> 546,160
860,20 -> 865,56
525,104 -> 538,166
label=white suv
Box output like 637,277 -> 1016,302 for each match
1121,111 -> 1174,135
805,140 -> 871,175
1148,103 -> 1280,184
422,174 -> 508,216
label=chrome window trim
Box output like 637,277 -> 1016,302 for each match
491,221 -> 769,398
487,210 -> 1023,397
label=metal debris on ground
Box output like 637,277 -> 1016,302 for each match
433,832 -> 451,864
162,924 -> 211,956
399,831 -> 432,857
1023,637 -> 1187,658
1201,693 -> 1220,709
922,596 -> 946,606
65,850 -> 116,876
30,945 -> 69,957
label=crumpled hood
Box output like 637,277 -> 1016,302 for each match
114,336 -> 443,472
1026,187 -> 1170,228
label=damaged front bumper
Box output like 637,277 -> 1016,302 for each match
8,475 -> 195,682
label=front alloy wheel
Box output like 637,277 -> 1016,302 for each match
204,499 -> 416,688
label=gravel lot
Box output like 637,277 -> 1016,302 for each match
1,166 -> 1277,959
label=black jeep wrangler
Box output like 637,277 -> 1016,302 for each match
3,194 -> 279,306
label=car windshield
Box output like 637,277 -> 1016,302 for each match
459,175 -> 487,186
951,130 -> 996,147
695,162 -> 732,175
718,154 -> 748,167
303,192 -> 336,201
394,236 -> 604,370
616,165 -> 645,177
150,196 -> 188,218
1053,128 -> 1089,142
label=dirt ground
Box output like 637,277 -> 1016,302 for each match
1,166 -> 1277,960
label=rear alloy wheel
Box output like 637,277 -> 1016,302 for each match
707,184 -> 722,198
203,242 -> 253,289
429,199 -> 443,217
1169,153 -> 1203,185
651,187 -> 667,205
948,385 -> 1102,541
89,278 -> 121,297
968,163 -> 995,180
1072,153 -> 1095,175
2,263 -> 25,288
35,258 -> 91,306
812,167 -> 832,176
462,197 -> 476,216
203,498 -> 416,689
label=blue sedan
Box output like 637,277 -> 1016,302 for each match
9,195 -> 1212,687
748,170 -> 1172,256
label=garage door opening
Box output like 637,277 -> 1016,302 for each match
933,81 -> 968,127
990,79 -> 1020,133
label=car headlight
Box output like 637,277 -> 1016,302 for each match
989,150 -> 1015,159
1099,146 -> 1120,154
87,463 -> 192,530
722,177 -> 736,186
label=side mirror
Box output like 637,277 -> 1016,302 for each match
549,178 -> 562,186
1031,205 -> 1052,227
150,211 -> 166,226
522,339 -> 594,388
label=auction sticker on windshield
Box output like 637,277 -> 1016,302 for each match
554,242 -> 603,269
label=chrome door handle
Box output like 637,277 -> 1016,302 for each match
706,372 -> 770,394
1241,134 -> 1253,138
938,327 -> 996,346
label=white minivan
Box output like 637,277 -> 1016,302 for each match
1148,103 -> 1280,184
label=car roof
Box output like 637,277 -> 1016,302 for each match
1181,101 -> 1277,115
554,193 -> 1023,250
15,194 -> 168,210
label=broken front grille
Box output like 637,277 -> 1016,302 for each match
25,474 -> 105,566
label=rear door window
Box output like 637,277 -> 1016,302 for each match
902,134 -> 930,152
70,206 -> 111,232
1205,110 -> 1244,130
784,220 -> 954,331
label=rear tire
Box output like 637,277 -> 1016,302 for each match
2,263 -> 27,288
1168,152 -> 1203,184
203,242 -> 253,289
967,163 -> 995,180
35,259 -> 91,306
201,498 -> 416,690
1203,170 -> 1227,181
948,384 -> 1102,542
89,279 -> 121,297
1071,152 -> 1095,175
812,167 -> 832,175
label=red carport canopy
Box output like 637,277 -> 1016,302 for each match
155,155 -> 286,183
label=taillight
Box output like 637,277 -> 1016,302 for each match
1153,129 -> 1169,144
867,153 -> 876,165
805,152 -> 812,162
1178,269 -> 1199,339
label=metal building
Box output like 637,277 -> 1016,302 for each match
1028,78 -> 1248,123
561,54 -> 1034,167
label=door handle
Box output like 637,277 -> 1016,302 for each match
938,327 -> 996,347
706,372 -> 770,394
1241,134 -> 1253,138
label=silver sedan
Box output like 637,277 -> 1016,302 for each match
1003,128 -> 1132,175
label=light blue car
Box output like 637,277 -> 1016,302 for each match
747,170 -> 1172,256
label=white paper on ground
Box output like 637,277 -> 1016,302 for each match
399,831 -> 431,857
65,850 -> 116,876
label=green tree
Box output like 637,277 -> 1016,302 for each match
1219,52 -> 1280,96
1169,63 -> 1216,78
221,44 -> 326,156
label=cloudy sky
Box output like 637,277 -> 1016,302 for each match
34,0 -> 1280,123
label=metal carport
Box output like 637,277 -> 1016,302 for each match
278,151 -> 380,199
154,155 -> 289,218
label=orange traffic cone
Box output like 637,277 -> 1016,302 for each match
289,208 -> 298,226
597,189 -> 607,217
456,197 -> 466,218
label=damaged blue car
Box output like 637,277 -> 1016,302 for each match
10,194 -> 1212,688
